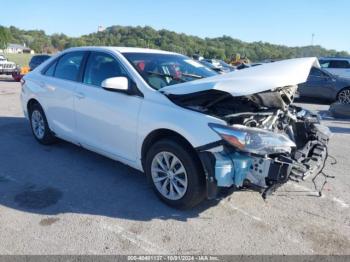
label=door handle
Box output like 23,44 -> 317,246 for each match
75,92 -> 85,99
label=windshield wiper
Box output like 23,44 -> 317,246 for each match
181,73 -> 204,79
146,71 -> 186,82
146,71 -> 203,81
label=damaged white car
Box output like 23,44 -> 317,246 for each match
21,47 -> 331,209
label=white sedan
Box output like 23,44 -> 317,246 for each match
21,47 -> 330,208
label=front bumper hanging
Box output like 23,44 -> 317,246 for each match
198,123 -> 331,200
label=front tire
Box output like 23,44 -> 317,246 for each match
29,103 -> 56,145
145,139 -> 206,209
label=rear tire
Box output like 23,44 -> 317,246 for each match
337,87 -> 350,104
29,103 -> 56,145
145,138 -> 206,209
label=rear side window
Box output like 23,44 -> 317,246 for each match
329,60 -> 350,69
83,52 -> 127,87
54,52 -> 84,81
44,61 -> 57,77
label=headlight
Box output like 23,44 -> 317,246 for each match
209,123 -> 296,155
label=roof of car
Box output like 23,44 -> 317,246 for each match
33,54 -> 51,57
64,46 -> 177,55
319,57 -> 350,61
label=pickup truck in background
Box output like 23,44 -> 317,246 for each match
0,55 -> 18,75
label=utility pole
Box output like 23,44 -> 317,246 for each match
311,33 -> 315,46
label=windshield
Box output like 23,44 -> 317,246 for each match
122,52 -> 217,90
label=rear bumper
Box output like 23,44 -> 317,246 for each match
20,87 -> 29,119
198,123 -> 331,199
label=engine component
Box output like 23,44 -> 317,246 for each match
187,86 -> 332,199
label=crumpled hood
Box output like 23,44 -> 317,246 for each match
160,57 -> 320,96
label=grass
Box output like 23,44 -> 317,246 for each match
4,53 -> 34,67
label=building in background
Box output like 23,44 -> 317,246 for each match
98,26 -> 105,32
0,43 -> 35,54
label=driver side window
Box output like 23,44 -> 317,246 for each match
83,52 -> 127,87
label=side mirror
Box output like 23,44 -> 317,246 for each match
101,77 -> 129,92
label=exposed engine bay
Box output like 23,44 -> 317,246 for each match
167,85 -> 332,198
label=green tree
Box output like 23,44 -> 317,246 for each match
1,25 -> 349,60
0,26 -> 10,50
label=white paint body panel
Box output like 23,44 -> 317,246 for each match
21,47 -> 317,172
74,83 -> 143,162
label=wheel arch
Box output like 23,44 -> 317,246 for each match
141,128 -> 201,170
27,98 -> 41,114
27,98 -> 52,130
336,86 -> 350,100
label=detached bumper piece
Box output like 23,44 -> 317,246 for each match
290,141 -> 328,181
291,123 -> 331,181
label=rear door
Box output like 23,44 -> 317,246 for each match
74,51 -> 142,162
41,51 -> 86,142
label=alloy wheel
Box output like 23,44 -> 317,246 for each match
338,89 -> 350,104
151,151 -> 188,200
31,110 -> 45,139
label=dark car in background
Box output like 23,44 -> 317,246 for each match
298,67 -> 350,103
29,55 -> 51,71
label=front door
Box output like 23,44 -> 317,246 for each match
74,51 -> 142,162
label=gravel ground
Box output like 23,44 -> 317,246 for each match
0,76 -> 349,255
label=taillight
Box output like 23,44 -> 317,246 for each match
20,78 -> 25,87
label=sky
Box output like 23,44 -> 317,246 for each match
1,0 -> 349,52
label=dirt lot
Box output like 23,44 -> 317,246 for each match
0,76 -> 349,255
